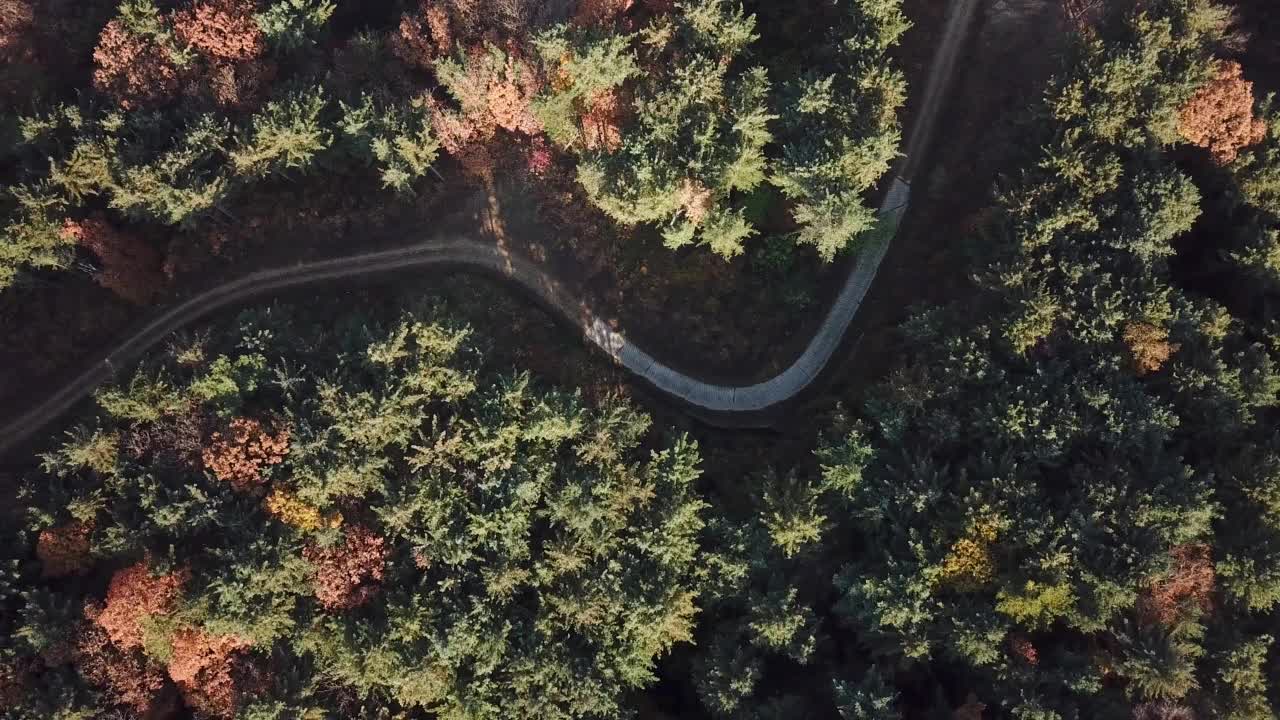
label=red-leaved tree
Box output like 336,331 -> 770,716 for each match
167,628 -> 253,718
75,624 -> 170,715
304,525 -> 389,611
36,520 -> 92,578
1179,60 -> 1267,164
201,417 -> 291,492
92,19 -> 183,109
62,216 -> 165,305
172,0 -> 265,62
88,560 -> 188,651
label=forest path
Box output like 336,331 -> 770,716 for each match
0,0 -> 980,456
901,0 -> 983,180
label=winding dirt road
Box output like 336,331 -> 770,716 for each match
0,0 -> 979,456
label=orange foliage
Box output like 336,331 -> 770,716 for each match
432,43 -> 544,145
1178,60 -> 1267,165
62,216 -> 165,305
0,0 -> 34,63
581,89 -> 628,151
428,95 -> 480,154
90,561 -> 188,651
391,2 -> 453,69
36,520 -> 92,578
304,525 -> 389,611
201,417 -> 291,492
92,19 -> 183,109
1123,321 -> 1180,376
486,63 -> 543,135
167,629 -> 252,718
173,0 -> 265,62
75,623 -> 169,714
1140,544 -> 1215,626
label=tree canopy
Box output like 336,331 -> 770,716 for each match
2,301 -> 709,719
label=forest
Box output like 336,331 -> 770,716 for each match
3,0 -> 1280,718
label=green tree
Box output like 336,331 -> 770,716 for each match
575,0 -> 774,258
230,87 -> 332,178
771,0 -> 910,260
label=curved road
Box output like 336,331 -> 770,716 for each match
0,0 -> 979,456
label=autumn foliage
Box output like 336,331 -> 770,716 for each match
1178,60 -> 1267,164
62,216 -> 165,305
89,561 -> 188,651
1139,544 -> 1215,626
264,489 -> 339,531
173,0 -> 265,62
166,628 -> 253,718
36,520 -> 92,578
580,89 -> 628,151
442,45 -> 545,138
201,417 -> 291,491
391,2 -> 453,69
1122,321 -> 1180,376
304,525 -> 388,611
1009,634 -> 1039,666
0,0 -> 34,63
75,624 -> 169,714
92,19 -> 183,109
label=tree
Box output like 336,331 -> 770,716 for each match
60,215 -> 165,304
230,87 -> 332,178
10,301 -> 712,719
254,0 -> 336,52
338,95 -> 441,192
173,0 -> 266,63
302,525 -> 387,611
91,1 -> 190,109
0,184 -> 74,289
1178,60 -> 1266,164
433,42 -> 546,144
575,0 -> 774,258
530,25 -> 639,149
201,417 -> 291,492
771,0 -> 910,260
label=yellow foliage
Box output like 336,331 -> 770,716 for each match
264,490 -> 340,531
938,517 -> 1002,591
995,580 -> 1076,627
1123,321 -> 1180,376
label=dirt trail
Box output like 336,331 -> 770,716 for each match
0,0 -> 979,457
901,0 -> 982,179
